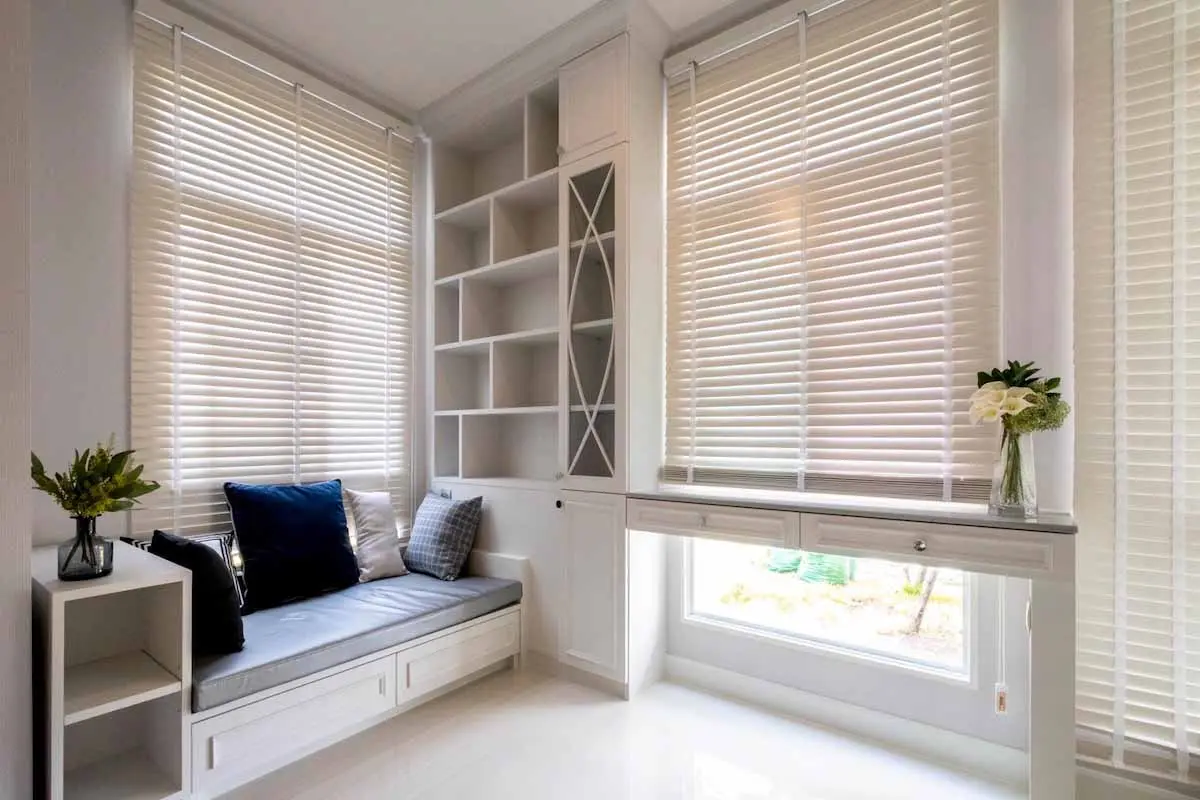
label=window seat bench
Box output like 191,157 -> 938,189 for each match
188,560 -> 526,798
193,574 -> 522,711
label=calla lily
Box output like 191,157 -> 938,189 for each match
1000,396 -> 1033,415
971,381 -> 1008,401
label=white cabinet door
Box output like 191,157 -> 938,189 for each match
560,146 -> 626,493
559,490 -> 627,683
559,35 -> 628,164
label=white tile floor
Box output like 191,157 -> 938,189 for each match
224,667 -> 1024,800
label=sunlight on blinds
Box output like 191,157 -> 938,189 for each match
131,14 -> 413,535
664,0 -> 999,502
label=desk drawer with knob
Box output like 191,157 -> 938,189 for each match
799,513 -> 1072,581
626,499 -> 800,547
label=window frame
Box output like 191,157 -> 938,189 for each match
681,537 -> 977,685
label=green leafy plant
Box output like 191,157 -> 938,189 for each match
31,436 -> 160,519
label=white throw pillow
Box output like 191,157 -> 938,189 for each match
343,488 -> 408,582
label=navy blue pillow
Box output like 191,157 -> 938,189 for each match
223,480 -> 358,612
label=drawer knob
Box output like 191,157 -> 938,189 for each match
913,539 -> 928,553
699,514 -> 708,528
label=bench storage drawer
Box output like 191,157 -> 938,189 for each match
192,654 -> 396,796
627,499 -> 799,547
397,610 -> 520,704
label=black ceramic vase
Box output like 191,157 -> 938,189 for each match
57,516 -> 114,581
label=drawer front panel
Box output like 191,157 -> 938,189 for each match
800,513 -> 1071,580
398,611 -> 520,704
193,655 -> 395,793
628,499 -> 799,547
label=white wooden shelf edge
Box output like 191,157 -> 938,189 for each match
64,650 -> 182,726
569,230 -> 615,250
64,748 -> 180,800
570,403 -> 615,413
572,318 -> 613,333
434,406 -> 558,417
434,326 -> 559,353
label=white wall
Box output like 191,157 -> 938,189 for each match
29,0 -> 133,546
0,0 -> 33,796
1001,0 -> 1074,514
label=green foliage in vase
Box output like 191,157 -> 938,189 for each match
30,436 -> 160,518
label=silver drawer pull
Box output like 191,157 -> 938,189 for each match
913,539 -> 928,553
698,515 -> 708,528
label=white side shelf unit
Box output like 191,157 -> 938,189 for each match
33,540 -> 191,800
432,78 -> 565,484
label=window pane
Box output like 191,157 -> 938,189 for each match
690,538 -> 967,672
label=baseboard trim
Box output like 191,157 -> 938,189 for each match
664,654 -> 1027,791
524,651 -> 629,699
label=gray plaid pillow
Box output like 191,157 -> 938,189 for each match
404,494 -> 483,580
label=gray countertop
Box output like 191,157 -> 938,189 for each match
627,487 -> 1077,535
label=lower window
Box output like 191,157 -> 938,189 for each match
688,538 -> 968,675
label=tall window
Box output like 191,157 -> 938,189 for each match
131,14 -> 414,535
664,0 -> 1000,502
1076,0 -> 1200,785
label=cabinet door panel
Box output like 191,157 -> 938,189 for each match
560,147 -> 626,493
559,36 -> 628,163
559,491 -> 627,682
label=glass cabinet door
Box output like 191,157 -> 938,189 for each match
560,147 -> 625,491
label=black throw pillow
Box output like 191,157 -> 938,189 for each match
149,530 -> 244,656
223,479 -> 359,611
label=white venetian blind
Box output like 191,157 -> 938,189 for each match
664,0 -> 999,501
1076,0 -> 1200,785
131,14 -> 414,535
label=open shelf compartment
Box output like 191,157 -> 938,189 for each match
62,582 -> 184,728
434,415 -> 461,479
493,340 -> 558,410
461,266 -> 558,341
63,692 -> 182,800
525,78 -> 559,177
434,283 -> 461,347
433,99 -> 526,214
435,349 -> 490,412
461,413 -> 559,481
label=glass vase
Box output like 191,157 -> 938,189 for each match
57,516 -> 113,581
989,429 -> 1036,518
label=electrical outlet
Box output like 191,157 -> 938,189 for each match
995,683 -> 1008,715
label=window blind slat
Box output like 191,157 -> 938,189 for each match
131,14 -> 413,537
664,0 -> 998,500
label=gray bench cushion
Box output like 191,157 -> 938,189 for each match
192,573 -> 522,712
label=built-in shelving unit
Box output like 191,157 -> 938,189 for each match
433,79 -> 565,483
33,541 -> 191,800
430,32 -> 637,494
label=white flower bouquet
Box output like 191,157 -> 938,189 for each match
971,361 -> 1070,516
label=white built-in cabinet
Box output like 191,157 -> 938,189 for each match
559,36 -> 629,164
431,34 -> 637,496
558,491 -> 628,683
429,28 -> 663,688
